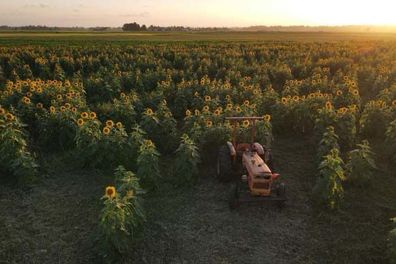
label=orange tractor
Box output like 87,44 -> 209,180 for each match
216,117 -> 286,209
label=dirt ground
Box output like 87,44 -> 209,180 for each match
1,136 -> 395,264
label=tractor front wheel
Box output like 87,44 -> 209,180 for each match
216,145 -> 233,182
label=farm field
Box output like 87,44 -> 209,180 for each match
1,32 -> 396,263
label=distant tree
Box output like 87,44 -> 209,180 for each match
122,22 -> 141,31
141,24 -> 147,31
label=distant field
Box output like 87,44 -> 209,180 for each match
1,31 -> 396,45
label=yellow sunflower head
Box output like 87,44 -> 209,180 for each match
392,100 -> 396,107
204,95 -> 211,102
242,120 -> 250,128
214,109 -> 221,116
103,126 -> 111,135
203,105 -> 210,112
105,186 -> 116,199
185,109 -> 192,117
56,94 -> 63,100
116,122 -> 123,129
194,109 -> 200,116
77,118 -> 84,127
144,139 -> 154,148
81,112 -> 89,119
0,107 -> 5,115
236,106 -> 242,113
292,95 -> 299,102
281,97 -> 288,104
120,92 -> 126,98
325,101 -> 332,110
225,95 -> 231,100
226,103 -> 233,110
145,108 -> 154,116
336,90 -> 342,96
352,90 -> 359,96
50,106 -> 56,113
263,114 -> 271,122
64,103 -> 71,109
243,100 -> 250,106
89,112 -> 96,119
71,107 -> 77,113
60,106 -> 66,112
105,120 -> 114,128
22,96 -> 31,104
5,113 -> 14,121
206,120 -> 213,128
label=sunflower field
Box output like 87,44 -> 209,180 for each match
1,39 -> 396,262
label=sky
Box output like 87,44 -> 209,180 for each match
0,0 -> 396,27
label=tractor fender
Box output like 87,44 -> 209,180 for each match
252,142 -> 265,155
226,141 -> 236,156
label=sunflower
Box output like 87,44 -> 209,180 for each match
225,95 -> 231,100
206,120 -> 213,128
185,109 -> 192,117
281,97 -> 288,104
106,120 -> 114,128
56,94 -> 63,100
214,109 -> 221,116
105,186 -> 116,199
243,100 -> 250,106
22,96 -> 31,104
71,107 -> 77,113
194,91 -> 199,97
5,113 -> 14,121
253,89 -> 260,95
263,114 -> 271,122
89,112 -> 96,119
336,90 -> 342,96
352,90 -> 359,96
194,109 -> 200,116
64,103 -> 71,109
0,107 -> 5,115
81,112 -> 89,119
203,105 -> 210,112
116,122 -> 123,129
145,108 -> 154,116
120,92 -> 126,98
26,92 -> 32,97
77,118 -> 84,127
60,106 -> 66,112
204,95 -> 211,102
144,140 -> 155,147
50,106 -> 56,113
292,95 -> 299,102
242,120 -> 250,128
392,100 -> 396,107
103,126 -> 111,135
325,101 -> 332,110
36,87 -> 43,94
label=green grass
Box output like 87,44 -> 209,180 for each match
2,31 -> 396,46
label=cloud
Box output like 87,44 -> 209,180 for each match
120,11 -> 150,18
23,3 -> 50,9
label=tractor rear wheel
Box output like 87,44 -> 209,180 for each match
216,145 -> 233,182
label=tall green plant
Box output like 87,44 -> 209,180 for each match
174,134 -> 200,185
317,126 -> 339,163
0,108 -> 38,183
313,148 -> 345,210
98,166 -> 145,260
137,139 -> 161,190
345,140 -> 377,186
